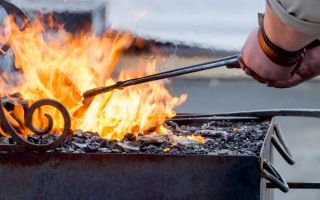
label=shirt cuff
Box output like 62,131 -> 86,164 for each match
267,0 -> 320,35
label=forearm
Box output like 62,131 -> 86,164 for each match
264,4 -> 319,52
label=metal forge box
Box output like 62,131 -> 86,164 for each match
0,114 -> 294,200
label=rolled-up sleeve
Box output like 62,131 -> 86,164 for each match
267,0 -> 320,35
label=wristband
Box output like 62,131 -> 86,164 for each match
258,24 -> 304,66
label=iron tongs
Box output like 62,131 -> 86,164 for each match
83,54 -> 240,99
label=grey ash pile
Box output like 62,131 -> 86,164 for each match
0,120 -> 270,156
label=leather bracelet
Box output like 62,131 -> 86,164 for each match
258,24 -> 304,67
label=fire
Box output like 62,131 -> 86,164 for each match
186,135 -> 206,144
0,16 -> 187,140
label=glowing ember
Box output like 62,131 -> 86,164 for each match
0,16 -> 187,140
186,135 -> 206,144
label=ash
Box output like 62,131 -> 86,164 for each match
0,120 -> 270,156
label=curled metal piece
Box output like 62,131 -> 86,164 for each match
272,123 -> 295,165
25,101 -> 54,135
0,96 -> 71,152
262,160 -> 289,193
0,1 -> 29,23
0,0 -> 30,54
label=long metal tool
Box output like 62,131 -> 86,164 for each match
83,54 -> 239,98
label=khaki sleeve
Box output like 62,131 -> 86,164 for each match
267,0 -> 320,35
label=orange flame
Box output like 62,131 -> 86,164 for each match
0,16 -> 187,140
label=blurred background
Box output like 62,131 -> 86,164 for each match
2,0 -> 320,199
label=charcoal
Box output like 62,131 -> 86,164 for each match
91,135 -> 102,143
86,142 -> 101,152
117,141 -> 140,152
74,142 -> 87,149
98,148 -> 112,153
71,137 -> 85,144
123,133 -> 135,141
74,130 -> 84,138
83,132 -> 97,139
26,133 -> 59,145
138,134 -> 169,144
194,130 -> 228,138
170,135 -> 202,146
111,148 -> 122,153
0,119 -> 270,156
74,149 -> 85,153
165,121 -> 188,134
0,137 -> 10,144
217,149 -> 232,155
141,145 -> 161,153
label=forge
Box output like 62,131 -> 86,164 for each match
2,101 -> 315,200
0,113 -> 277,200
0,1 -> 320,200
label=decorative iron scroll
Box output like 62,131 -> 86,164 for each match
0,97 -> 71,152
0,0 -> 30,54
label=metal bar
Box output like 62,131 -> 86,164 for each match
271,136 -> 295,165
174,109 -> 320,119
267,182 -> 320,189
262,161 -> 289,193
272,124 -> 295,165
82,55 -> 239,98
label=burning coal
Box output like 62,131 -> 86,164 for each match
0,15 -> 187,140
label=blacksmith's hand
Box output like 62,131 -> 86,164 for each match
267,43 -> 320,88
239,5 -> 318,86
239,27 -> 299,84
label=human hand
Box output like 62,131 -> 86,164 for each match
267,43 -> 320,88
239,28 -> 298,84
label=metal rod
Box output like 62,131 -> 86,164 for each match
268,182 -> 320,189
174,109 -> 320,119
272,124 -> 295,165
83,55 -> 239,98
262,161 -> 289,193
